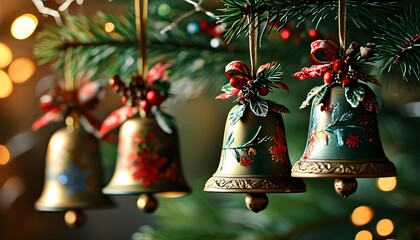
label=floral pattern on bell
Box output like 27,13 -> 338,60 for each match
58,161 -> 89,195
268,121 -> 289,164
122,129 -> 178,187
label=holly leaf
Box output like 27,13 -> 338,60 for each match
345,83 -> 365,108
267,100 -> 290,114
313,85 -> 330,107
250,99 -> 269,117
153,108 -> 175,134
221,83 -> 235,93
300,85 -> 328,109
215,88 -> 240,100
228,104 -> 246,126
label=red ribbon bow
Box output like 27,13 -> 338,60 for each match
32,81 -> 103,132
99,62 -> 172,138
293,40 -> 340,80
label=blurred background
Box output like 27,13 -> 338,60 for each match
0,0 -> 418,240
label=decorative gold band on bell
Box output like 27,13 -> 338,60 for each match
103,117 -> 191,213
205,106 -> 306,212
35,120 -> 113,228
292,85 -> 397,197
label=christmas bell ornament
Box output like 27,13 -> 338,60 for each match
32,80 -> 111,227
292,40 -> 397,197
35,116 -> 112,228
102,116 -> 190,213
100,62 -> 191,213
204,58 -> 306,213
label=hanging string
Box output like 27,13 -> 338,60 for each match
135,0 -> 149,80
338,0 -> 347,52
248,13 -> 258,78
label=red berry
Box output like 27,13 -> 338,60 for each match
259,86 -> 269,96
324,71 -> 333,84
146,89 -> 164,106
140,100 -> 151,112
280,28 -> 291,41
342,75 -> 350,86
121,96 -> 127,104
229,76 -> 247,89
109,75 -> 121,89
333,59 -> 344,72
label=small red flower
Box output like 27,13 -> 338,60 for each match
239,155 -> 253,168
345,133 -> 361,148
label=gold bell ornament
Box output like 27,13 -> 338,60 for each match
292,40 -> 397,198
100,64 -> 191,213
204,59 -> 306,213
32,81 -> 112,227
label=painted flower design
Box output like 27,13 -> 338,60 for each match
239,155 -> 253,168
268,122 -> 288,163
345,133 -> 361,148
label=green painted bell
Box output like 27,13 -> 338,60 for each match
204,105 -> 306,212
103,116 -> 191,213
291,84 -> 397,197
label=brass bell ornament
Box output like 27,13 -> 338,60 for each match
35,117 -> 113,228
102,116 -> 191,213
100,69 -> 191,213
292,40 -> 397,197
204,60 -> 306,213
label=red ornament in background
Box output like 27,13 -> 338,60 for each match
308,29 -> 320,40
280,27 -> 292,41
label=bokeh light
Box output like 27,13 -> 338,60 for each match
0,43 -> 13,68
355,230 -> 373,240
377,177 -> 397,192
0,70 -> 13,98
104,22 -> 115,33
0,145 -> 11,165
8,58 -> 36,83
351,206 -> 374,226
158,3 -> 172,17
11,14 -> 38,40
376,219 -> 394,237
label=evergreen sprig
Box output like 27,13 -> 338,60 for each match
218,0 -> 399,43
374,5 -> 420,81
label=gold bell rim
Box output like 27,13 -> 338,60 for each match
291,158 -> 397,178
204,176 -> 306,193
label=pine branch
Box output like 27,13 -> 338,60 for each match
218,0 -> 399,43
374,5 -> 420,81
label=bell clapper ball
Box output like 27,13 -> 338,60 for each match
245,193 -> 269,213
137,194 -> 158,213
64,210 -> 86,228
334,178 -> 358,198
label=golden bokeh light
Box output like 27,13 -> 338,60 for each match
376,219 -> 394,237
355,230 -> 373,240
377,177 -> 397,192
11,14 -> 38,40
0,43 -> 13,68
0,145 -> 11,165
8,58 -> 36,83
104,22 -> 115,33
351,206 -> 374,226
0,70 -> 13,98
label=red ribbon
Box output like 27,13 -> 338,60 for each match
99,62 -> 172,138
293,40 -> 340,80
32,81 -> 103,131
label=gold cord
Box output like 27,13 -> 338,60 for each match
248,13 -> 258,78
338,0 -> 347,52
135,0 -> 149,80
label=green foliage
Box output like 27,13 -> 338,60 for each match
344,83 -> 365,108
374,5 -> 420,81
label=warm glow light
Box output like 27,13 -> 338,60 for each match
351,206 -> 374,226
0,145 -> 11,165
0,43 -> 13,68
355,230 -> 373,240
0,70 -> 13,98
11,14 -> 38,40
376,219 -> 394,237
104,22 -> 115,33
377,177 -> 397,192
8,58 -> 36,83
